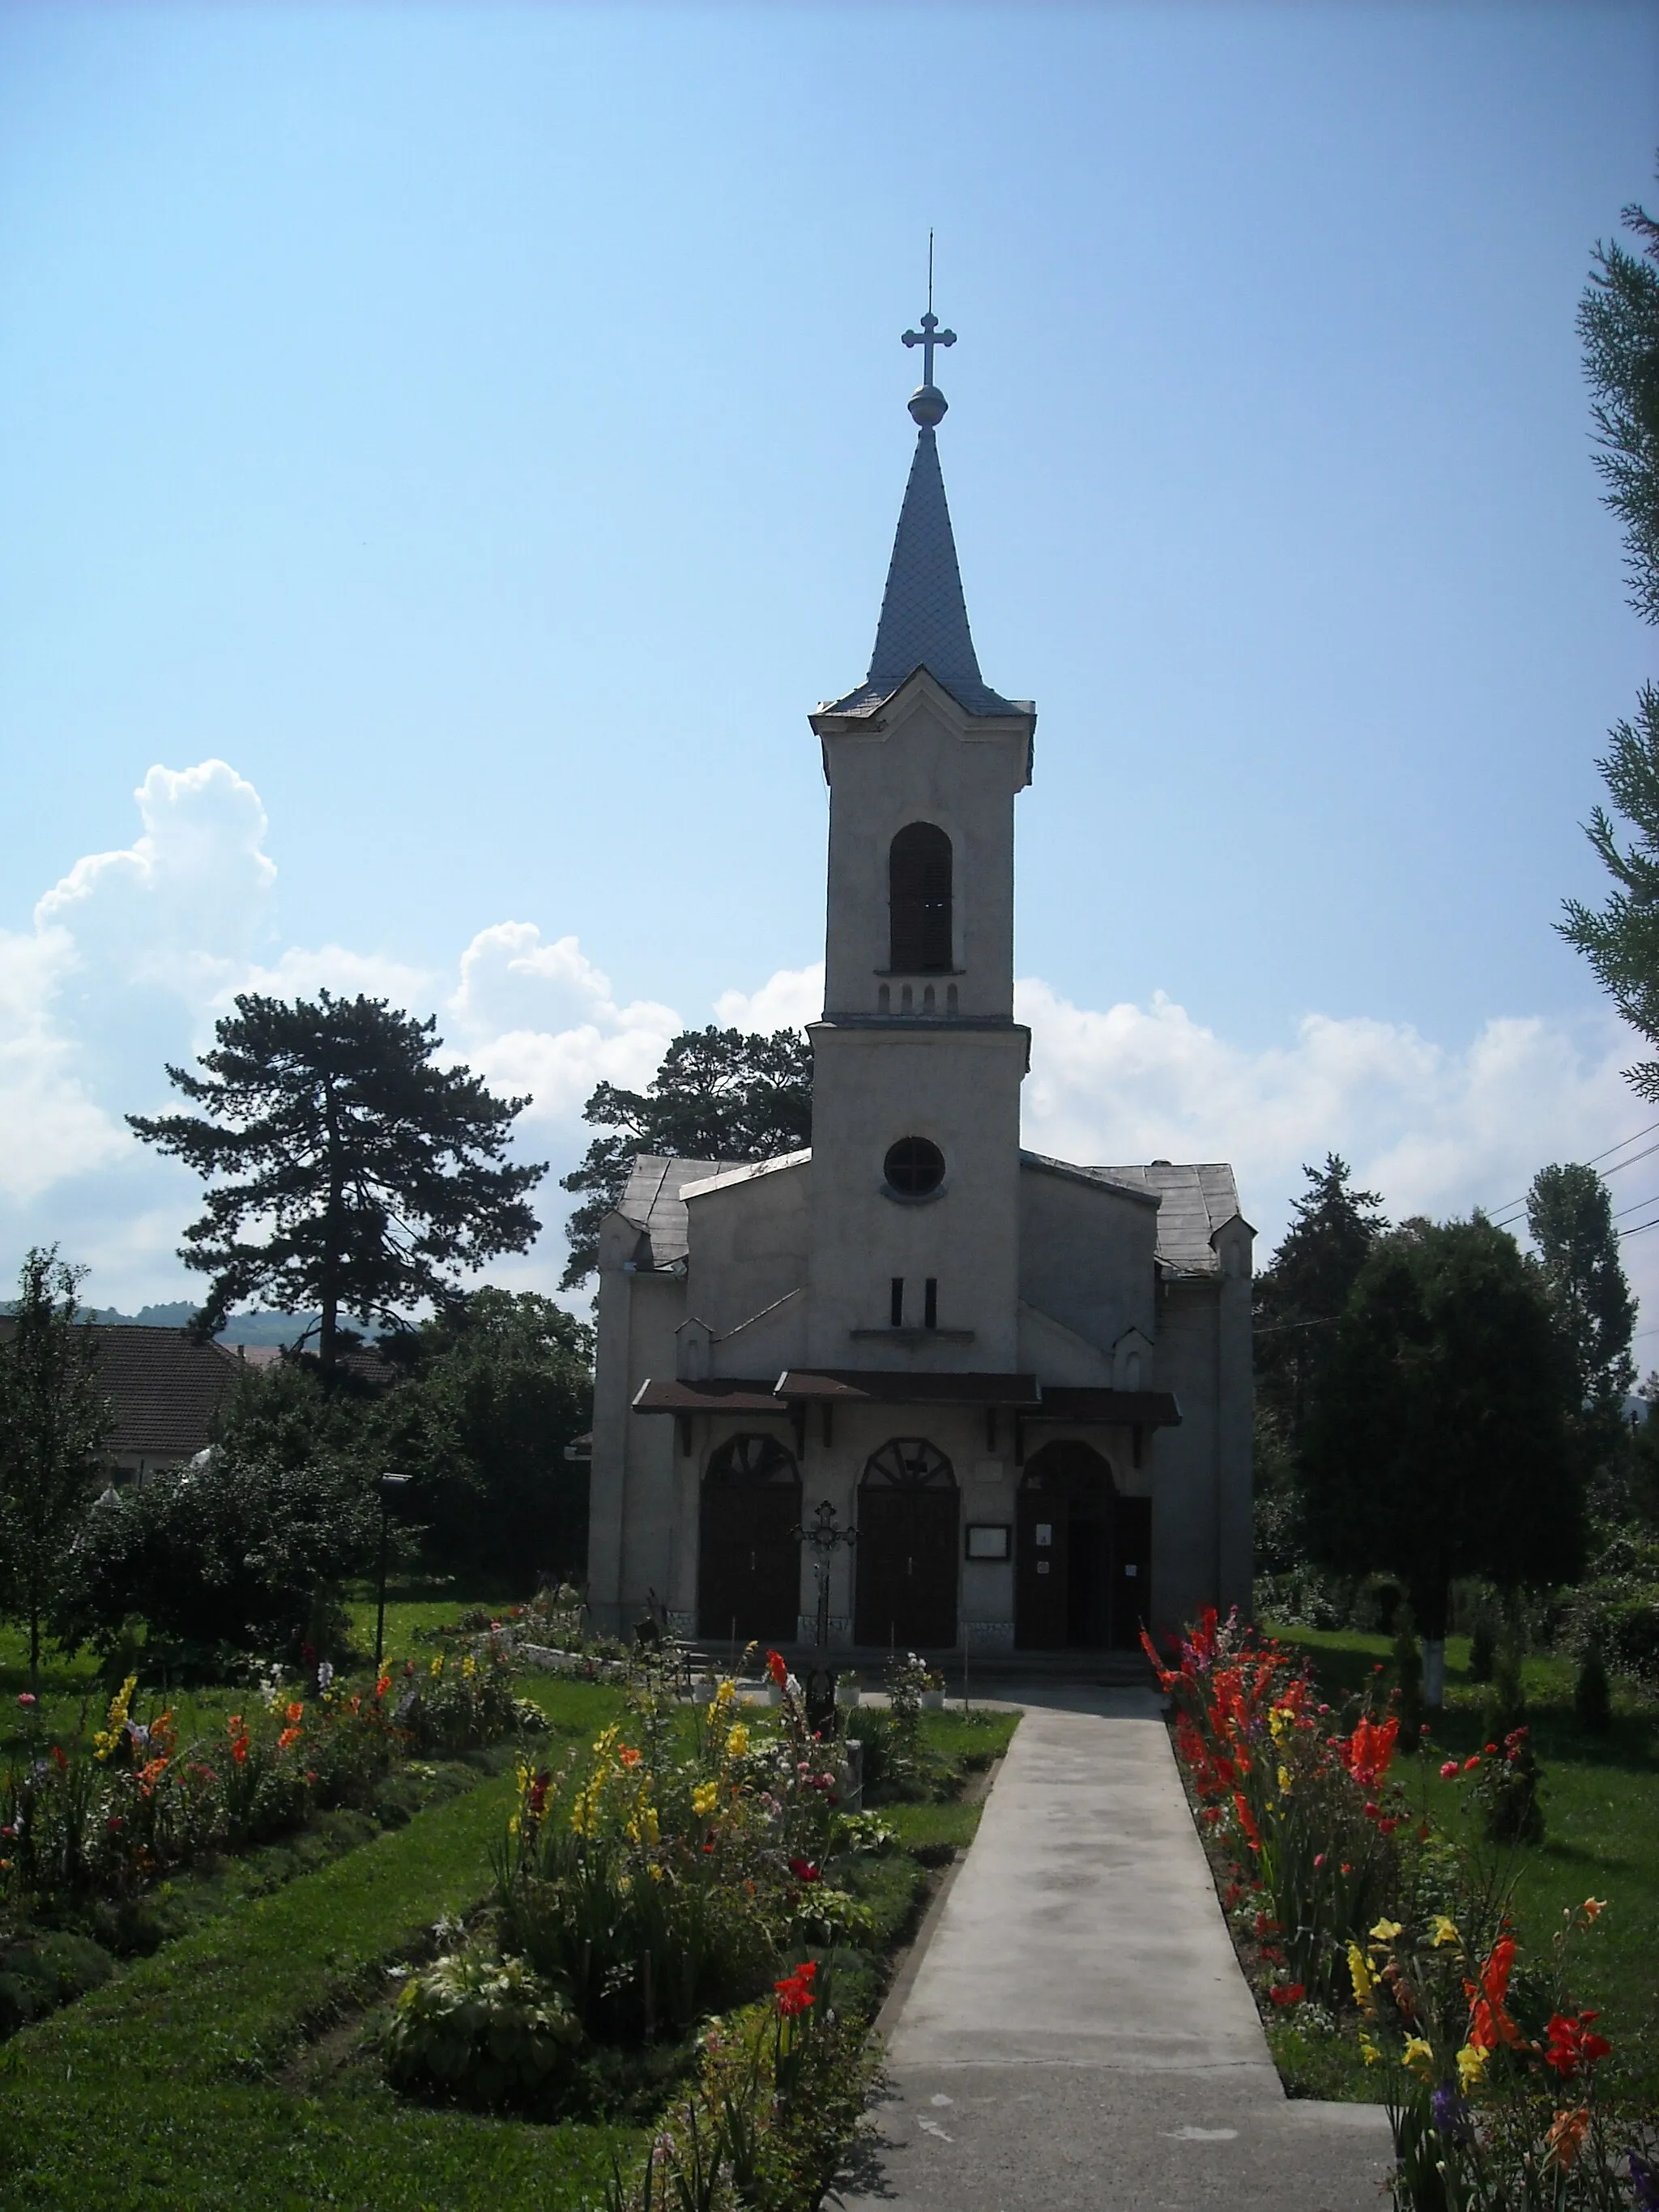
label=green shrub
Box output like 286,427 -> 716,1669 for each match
1480,1643 -> 1528,1745
383,1946 -> 582,2107
1573,1643 -> 1612,1734
1471,1726 -> 1545,1847
1389,1605 -> 1423,1739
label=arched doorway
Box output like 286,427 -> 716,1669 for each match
855,1438 -> 958,1649
697,1433 -> 802,1646
1015,1442 -> 1150,1652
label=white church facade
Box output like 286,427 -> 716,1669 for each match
586,313 -> 1253,1658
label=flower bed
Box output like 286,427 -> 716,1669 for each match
382,1651 -> 1008,2210
1150,1609 -> 1656,2208
1,1640 -> 544,2036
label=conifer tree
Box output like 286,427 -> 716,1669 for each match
1253,1154 -> 1388,1451
130,992 -> 544,1370
1561,177 -> 1659,1076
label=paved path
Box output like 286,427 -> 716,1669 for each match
839,1690 -> 1392,2212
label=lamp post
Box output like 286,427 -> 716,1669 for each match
375,1472 -> 412,1671
792,1498 -> 857,1734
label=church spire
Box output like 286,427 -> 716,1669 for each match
822,282 -> 1022,721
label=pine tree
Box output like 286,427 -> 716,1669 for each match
1561,179 -> 1659,1076
1254,1155 -> 1388,1451
129,991 -> 544,1370
560,1026 -> 812,1287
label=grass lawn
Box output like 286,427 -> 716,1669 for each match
1266,1622 -> 1659,2112
1,1657 -> 1015,2209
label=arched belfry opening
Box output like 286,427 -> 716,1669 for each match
697,1433 -> 801,1646
888,822 -> 953,974
1015,1441 -> 1150,1652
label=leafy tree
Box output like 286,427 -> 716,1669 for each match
0,1249 -> 113,1689
1561,180 -> 1659,1077
63,1450 -> 386,1668
1302,1216 -> 1580,1704
207,1288 -> 594,1585
560,1026 -> 812,1287
1254,1154 -> 1388,1451
129,991 -> 544,1370
382,1289 -> 593,1582
1525,1162 -> 1636,1413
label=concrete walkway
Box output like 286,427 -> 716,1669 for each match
838,1690 -> 1392,2212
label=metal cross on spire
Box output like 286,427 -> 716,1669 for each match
902,231 -> 955,425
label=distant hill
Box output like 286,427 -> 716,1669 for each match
80,1302 -> 322,1348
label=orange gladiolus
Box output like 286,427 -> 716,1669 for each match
1545,2108 -> 1590,2173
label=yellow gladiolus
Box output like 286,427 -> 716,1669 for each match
692,1781 -> 719,1818
1430,1916 -> 1461,1950
1369,1919 -> 1402,1946
1277,1765 -> 1292,1794
726,1724 -> 749,1759
1359,2034 -> 1382,2068
1347,1941 -> 1375,2006
1402,2037 -> 1435,2079
1456,2044 -> 1489,2092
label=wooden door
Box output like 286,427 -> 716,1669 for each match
697,1434 -> 801,1645
1015,1484 -> 1068,1649
1109,1495 -> 1152,1651
855,1439 -> 958,1648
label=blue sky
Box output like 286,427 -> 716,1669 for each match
2,1 -> 1657,1324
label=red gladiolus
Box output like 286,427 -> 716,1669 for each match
1466,1935 -> 1522,2051
1543,2011 -> 1611,2078
50,1745 -> 67,1771
376,1674 -> 391,1698
1464,1756 -> 1482,1772
767,1649 -> 789,1688
1232,1791 -> 1260,1851
1440,1761 -> 1460,1779
231,1737 -> 249,1765
1269,1984 -> 1305,2006
619,1746 -> 642,1768
774,1961 -> 817,2017
1379,1817 -> 1399,1836
789,1857 -> 821,1883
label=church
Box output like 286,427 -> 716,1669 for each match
585,307 -> 1253,1660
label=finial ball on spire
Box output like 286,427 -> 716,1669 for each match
908,385 -> 948,428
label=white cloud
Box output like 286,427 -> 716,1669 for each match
714,962 -> 823,1034
0,923 -> 127,1200
37,760 -> 276,999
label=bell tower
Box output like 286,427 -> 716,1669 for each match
805,291 -> 1035,1370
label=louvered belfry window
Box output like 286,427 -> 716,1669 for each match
889,822 -> 953,972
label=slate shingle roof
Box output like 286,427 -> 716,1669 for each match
0,1320 -> 242,1462
821,428 -> 1027,720
616,1151 -> 1244,1280
615,1155 -> 751,1270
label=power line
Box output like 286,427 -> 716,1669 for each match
1484,1116 -> 1659,1222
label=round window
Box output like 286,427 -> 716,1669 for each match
883,1136 -> 945,1197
